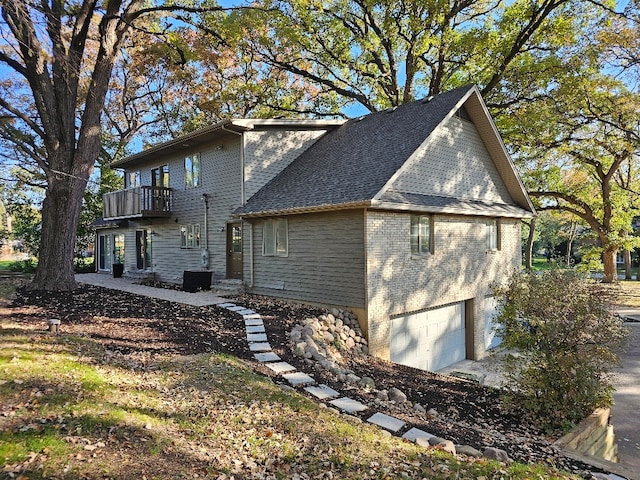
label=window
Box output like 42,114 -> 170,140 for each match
263,218 -> 288,256
127,171 -> 141,188
113,234 -> 125,263
151,165 -> 169,188
486,219 -> 500,251
185,153 -> 201,188
180,224 -> 201,249
410,215 -> 433,255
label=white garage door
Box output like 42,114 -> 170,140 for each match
484,296 -> 502,350
390,302 -> 466,372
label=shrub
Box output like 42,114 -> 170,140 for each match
73,257 -> 95,273
8,259 -> 37,273
492,269 -> 628,431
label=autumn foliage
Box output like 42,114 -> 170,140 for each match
492,269 -> 629,430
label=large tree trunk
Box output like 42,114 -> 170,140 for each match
31,173 -> 88,291
602,247 -> 618,283
525,217 -> 536,271
624,249 -> 632,280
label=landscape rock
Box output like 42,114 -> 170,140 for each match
483,447 -> 510,462
388,387 -> 407,403
428,436 -> 448,446
359,376 -> 376,389
415,437 -> 431,449
436,440 -> 456,456
456,445 -> 482,458
376,390 -> 389,402
346,373 -> 361,384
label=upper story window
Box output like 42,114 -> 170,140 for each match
263,218 -> 288,256
127,171 -> 141,188
185,153 -> 201,188
151,165 -> 169,188
410,215 -> 433,255
486,219 -> 500,251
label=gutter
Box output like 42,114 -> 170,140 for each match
234,199 -> 534,220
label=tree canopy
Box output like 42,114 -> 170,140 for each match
0,0 -> 229,290
0,0 -> 638,289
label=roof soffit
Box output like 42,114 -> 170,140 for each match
112,119 -> 345,169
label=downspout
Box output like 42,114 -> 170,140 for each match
201,193 -> 209,269
249,222 -> 254,287
222,124 -> 252,285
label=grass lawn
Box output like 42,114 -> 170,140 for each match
0,259 -> 14,270
615,280 -> 640,308
0,279 -> 579,480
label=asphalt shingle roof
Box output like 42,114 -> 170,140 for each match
234,85 -> 474,216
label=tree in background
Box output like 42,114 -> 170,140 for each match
493,269 -> 629,430
0,0 -> 231,291
507,73 -> 640,282
135,11 -> 345,136
217,0 -> 602,111
6,202 -> 41,260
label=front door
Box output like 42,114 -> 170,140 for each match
97,234 -> 112,271
136,230 -> 149,269
226,222 -> 243,279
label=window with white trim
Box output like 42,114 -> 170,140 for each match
127,171 -> 140,188
180,224 -> 200,249
185,153 -> 201,188
262,218 -> 288,256
410,215 -> 433,255
486,219 -> 500,251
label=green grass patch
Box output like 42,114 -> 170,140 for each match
528,256 -> 576,271
0,259 -> 13,270
0,322 -> 581,479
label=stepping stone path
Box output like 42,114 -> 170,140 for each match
217,301 -> 440,451
217,300 -> 615,479
367,412 -> 406,432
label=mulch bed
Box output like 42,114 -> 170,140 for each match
4,284 -> 597,477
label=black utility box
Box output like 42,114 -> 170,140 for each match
182,270 -> 213,293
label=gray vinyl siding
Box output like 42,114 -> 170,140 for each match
390,116 -> 513,205
115,137 -> 244,283
247,210 -> 366,309
243,129 -> 329,201
114,129 -> 332,284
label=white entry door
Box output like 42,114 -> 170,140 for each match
390,302 -> 466,372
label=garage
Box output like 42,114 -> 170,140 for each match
390,302 -> 466,372
484,296 -> 502,350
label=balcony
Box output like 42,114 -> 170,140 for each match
103,186 -> 173,220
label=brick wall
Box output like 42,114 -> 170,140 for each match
365,211 -> 521,361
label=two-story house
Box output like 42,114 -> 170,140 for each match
97,85 -> 535,371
